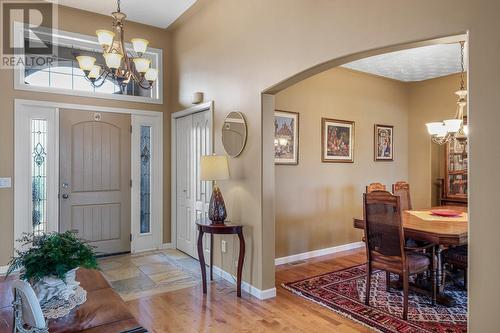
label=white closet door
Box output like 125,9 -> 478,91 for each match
192,111 -> 212,261
175,110 -> 212,259
175,115 -> 194,257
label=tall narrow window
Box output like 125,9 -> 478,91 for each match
31,119 -> 48,235
140,126 -> 152,234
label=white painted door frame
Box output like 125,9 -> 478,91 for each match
13,99 -> 163,255
171,101 -> 214,252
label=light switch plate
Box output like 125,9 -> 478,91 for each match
0,177 -> 12,188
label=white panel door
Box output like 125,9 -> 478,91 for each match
175,110 -> 212,259
176,115 -> 195,257
192,111 -> 212,261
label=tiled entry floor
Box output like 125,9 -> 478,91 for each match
99,249 -> 201,301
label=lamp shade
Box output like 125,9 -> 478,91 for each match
88,65 -> 101,79
103,53 -> 123,69
443,119 -> 462,133
133,57 -> 151,73
76,56 -> 96,71
131,38 -> 149,54
96,29 -> 115,47
200,155 -> 229,181
425,122 -> 443,135
144,68 -> 158,82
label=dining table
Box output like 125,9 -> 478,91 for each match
353,205 -> 468,306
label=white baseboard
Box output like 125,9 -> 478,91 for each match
159,243 -> 174,250
275,241 -> 365,266
212,265 -> 276,300
0,265 -> 8,275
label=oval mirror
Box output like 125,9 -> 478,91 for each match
222,112 -> 247,157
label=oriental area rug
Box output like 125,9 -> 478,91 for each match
282,264 -> 467,333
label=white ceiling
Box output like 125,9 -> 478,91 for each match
57,0 -> 197,29
342,43 -> 465,82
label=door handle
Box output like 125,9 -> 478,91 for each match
62,194 -> 69,199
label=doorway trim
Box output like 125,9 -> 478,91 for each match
170,101 -> 214,249
14,99 -> 163,255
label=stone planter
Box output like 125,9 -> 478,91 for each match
32,268 -> 81,305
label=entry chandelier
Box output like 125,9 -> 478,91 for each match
75,0 -> 158,92
425,41 -> 468,145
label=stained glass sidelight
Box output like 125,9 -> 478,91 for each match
31,119 -> 48,235
140,126 -> 152,234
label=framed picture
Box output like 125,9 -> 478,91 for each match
274,110 -> 299,165
374,124 -> 394,161
321,118 -> 354,163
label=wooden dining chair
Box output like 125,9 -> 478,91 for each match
445,245 -> 468,289
392,181 -> 412,211
362,183 -> 386,243
363,191 -> 436,320
366,182 -> 386,193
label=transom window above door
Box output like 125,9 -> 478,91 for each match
14,26 -> 163,104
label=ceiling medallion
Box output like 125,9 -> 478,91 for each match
75,0 -> 158,93
425,41 -> 468,145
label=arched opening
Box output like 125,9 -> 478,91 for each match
261,34 -> 469,324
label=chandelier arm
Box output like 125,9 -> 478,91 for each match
128,67 -> 144,83
92,71 -> 112,88
431,132 -> 455,145
137,80 -> 154,90
84,70 -> 111,88
127,68 -> 153,89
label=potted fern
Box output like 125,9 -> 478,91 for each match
7,231 -> 99,304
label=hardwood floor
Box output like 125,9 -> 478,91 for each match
126,248 -> 372,333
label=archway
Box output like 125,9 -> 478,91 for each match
260,33 -> 468,288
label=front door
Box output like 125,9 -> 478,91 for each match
59,109 -> 131,255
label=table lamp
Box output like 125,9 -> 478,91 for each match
200,155 -> 230,224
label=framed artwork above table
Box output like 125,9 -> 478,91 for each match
374,124 -> 394,161
321,118 -> 354,163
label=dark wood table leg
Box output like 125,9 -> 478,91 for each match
436,245 -> 446,293
236,229 -> 245,297
197,228 -> 207,294
210,233 -> 214,281
436,245 -> 456,306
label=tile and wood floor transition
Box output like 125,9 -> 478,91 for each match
99,249 -> 200,301
114,248 -> 371,333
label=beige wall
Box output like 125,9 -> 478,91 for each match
274,68 -> 409,258
169,0 -> 500,329
0,5 -> 172,266
408,73 -> 465,208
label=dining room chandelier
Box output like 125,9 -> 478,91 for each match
425,41 -> 468,145
75,0 -> 158,92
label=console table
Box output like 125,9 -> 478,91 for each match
196,219 -> 245,297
